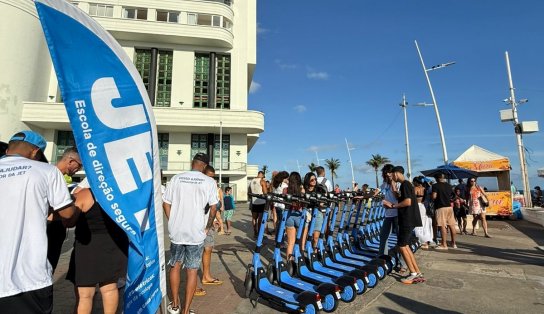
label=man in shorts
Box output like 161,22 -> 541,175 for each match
383,166 -> 424,284
248,171 -> 267,237
432,173 -> 457,249
193,165 -> 224,297
163,153 -> 219,314
0,131 -> 75,313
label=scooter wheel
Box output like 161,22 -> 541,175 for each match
243,268 -> 253,298
340,285 -> 357,302
367,272 -> 378,288
322,294 -> 338,313
377,266 -> 386,279
303,303 -> 317,314
355,279 -> 366,295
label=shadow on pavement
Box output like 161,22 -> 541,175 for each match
501,219 -> 544,246
455,242 -> 544,266
381,292 -> 462,314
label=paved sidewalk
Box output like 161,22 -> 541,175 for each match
52,206 -> 544,313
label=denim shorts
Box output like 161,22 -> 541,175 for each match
311,211 -> 324,233
286,210 -> 303,228
168,242 -> 204,269
204,229 -> 215,248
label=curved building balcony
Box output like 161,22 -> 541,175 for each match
21,102 -> 265,135
98,18 -> 233,48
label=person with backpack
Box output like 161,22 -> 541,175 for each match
315,166 -> 333,192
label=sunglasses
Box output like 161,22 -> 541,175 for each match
310,178 -> 316,182
71,158 -> 83,170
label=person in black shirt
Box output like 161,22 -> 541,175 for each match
432,173 -> 457,249
383,166 -> 424,284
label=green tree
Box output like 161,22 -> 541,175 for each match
325,158 -> 341,189
261,165 -> 269,177
308,162 -> 318,173
366,154 -> 391,188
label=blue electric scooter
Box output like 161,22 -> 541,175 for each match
266,194 -> 342,312
244,193 -> 322,313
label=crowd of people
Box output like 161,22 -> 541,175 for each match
0,129 -> 512,314
0,130 -> 239,314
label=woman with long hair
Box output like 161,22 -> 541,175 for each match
285,172 -> 305,259
413,176 -> 433,248
466,178 -> 491,237
271,171 -> 290,231
303,172 -> 326,253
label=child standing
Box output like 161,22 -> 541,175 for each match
223,187 -> 236,235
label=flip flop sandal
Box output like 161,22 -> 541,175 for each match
189,310 -> 196,314
202,278 -> 223,285
194,288 -> 206,296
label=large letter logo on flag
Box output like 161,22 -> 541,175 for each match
34,0 -> 166,312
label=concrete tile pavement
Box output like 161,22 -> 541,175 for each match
51,206 -> 544,313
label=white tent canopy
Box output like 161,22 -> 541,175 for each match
455,145 -> 509,163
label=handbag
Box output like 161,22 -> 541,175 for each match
478,195 -> 489,208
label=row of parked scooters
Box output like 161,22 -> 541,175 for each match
243,191 -> 419,313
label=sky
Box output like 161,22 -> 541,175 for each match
247,0 -> 544,191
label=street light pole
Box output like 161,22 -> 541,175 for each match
415,40 -> 451,165
505,51 -> 532,207
345,138 -> 355,184
315,151 -> 321,166
296,159 -> 302,174
400,94 -> 412,181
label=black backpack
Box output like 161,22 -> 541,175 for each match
316,178 -> 329,195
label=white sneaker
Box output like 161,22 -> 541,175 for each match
167,302 -> 180,314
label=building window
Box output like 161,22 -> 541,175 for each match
158,133 -> 169,170
156,51 -> 173,107
194,54 -> 210,108
191,134 -> 208,158
197,14 -> 212,26
212,15 -> 221,27
55,131 -> 75,163
123,8 -> 148,20
216,55 -> 231,109
89,3 -> 113,17
157,11 -> 179,23
187,13 -> 197,25
223,17 -> 232,30
134,49 -> 173,107
214,134 -> 230,170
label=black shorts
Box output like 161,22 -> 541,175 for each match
397,226 -> 414,247
453,207 -> 467,219
251,203 -> 266,213
0,285 -> 53,314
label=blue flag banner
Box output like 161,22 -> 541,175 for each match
34,0 -> 166,312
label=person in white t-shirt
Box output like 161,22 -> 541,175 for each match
0,131 -> 75,313
316,166 -> 333,192
163,153 -> 219,314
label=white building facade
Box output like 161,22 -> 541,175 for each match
0,0 -> 263,201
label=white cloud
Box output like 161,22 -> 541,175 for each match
306,144 -> 339,153
275,59 -> 297,70
307,71 -> 329,80
249,81 -> 261,94
257,23 -> 269,35
257,140 -> 267,145
293,105 -> 307,113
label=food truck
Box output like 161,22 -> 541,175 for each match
453,145 -> 512,216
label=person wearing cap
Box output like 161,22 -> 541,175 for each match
163,152 -> 219,314
382,165 -> 424,285
0,131 -> 76,313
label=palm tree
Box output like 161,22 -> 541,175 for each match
325,158 -> 341,188
261,165 -> 269,177
308,162 -> 317,173
366,154 -> 391,188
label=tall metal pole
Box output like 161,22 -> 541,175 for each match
505,51 -> 532,207
400,94 -> 412,180
296,160 -> 302,174
415,40 -> 449,165
315,151 -> 320,166
218,111 -> 223,186
345,138 -> 355,184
